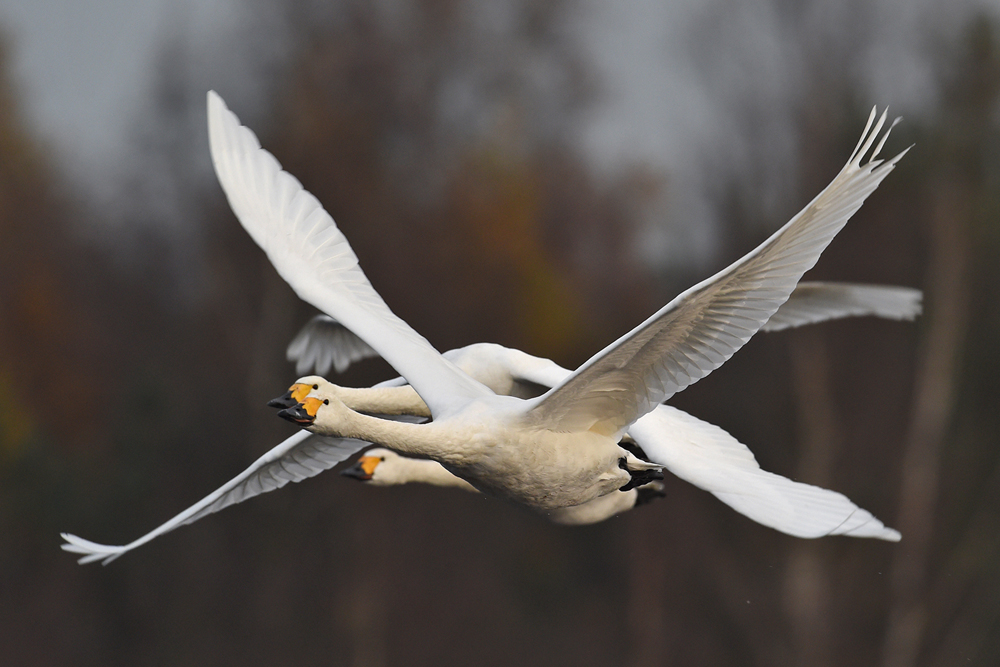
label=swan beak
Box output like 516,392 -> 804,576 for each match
277,397 -> 324,426
268,383 -> 314,409
340,456 -> 381,481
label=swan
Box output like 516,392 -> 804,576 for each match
62,335 -> 903,564
285,282 -> 922,376
240,96 -> 906,508
60,93 -> 908,563
339,447 -> 667,526
279,366 -> 902,540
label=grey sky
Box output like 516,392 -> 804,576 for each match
1,0 -> 997,269
0,0 -> 224,166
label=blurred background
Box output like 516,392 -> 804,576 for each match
1,0 -> 998,665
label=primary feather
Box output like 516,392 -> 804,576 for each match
527,110 -> 908,437
208,91 -> 489,417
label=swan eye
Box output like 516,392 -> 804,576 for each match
312,384 -> 318,390
323,399 -> 329,405
379,456 -> 385,462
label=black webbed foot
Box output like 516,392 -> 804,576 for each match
620,467 -> 664,492
634,481 -> 667,506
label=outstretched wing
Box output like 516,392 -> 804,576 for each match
629,405 -> 899,540
286,314 -> 380,375
528,109 -> 908,436
287,282 -> 920,376
761,282 -> 922,331
207,91 -> 490,417
61,431 -> 369,565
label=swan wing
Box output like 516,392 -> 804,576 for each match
762,282 -> 922,331
61,431 -> 368,565
528,109 -> 908,436
629,405 -> 900,540
289,280 -> 919,380
287,314 -> 380,375
207,91 -> 490,416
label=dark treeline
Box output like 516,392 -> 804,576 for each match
1,3 -> 998,666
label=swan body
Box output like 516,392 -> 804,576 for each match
61,92 -> 909,564
300,390 -> 649,509
291,355 -> 901,540
547,486 -> 656,526
342,447 -> 663,526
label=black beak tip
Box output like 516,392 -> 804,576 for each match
268,393 -> 296,409
277,405 -> 314,426
340,464 -> 371,481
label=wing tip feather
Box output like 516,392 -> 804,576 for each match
60,532 -> 127,566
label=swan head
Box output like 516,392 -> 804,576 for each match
275,380 -> 352,429
276,395 -> 326,426
340,447 -> 398,484
267,375 -> 326,409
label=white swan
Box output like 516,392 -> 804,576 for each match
61,93 -> 908,564
340,447 -> 667,526
286,282 -> 922,376
241,95 -> 906,505
62,336 -> 902,564
281,359 -> 902,541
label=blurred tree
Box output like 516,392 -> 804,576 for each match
5,2 -> 1000,666
883,15 -> 1000,667
0,40 -> 95,454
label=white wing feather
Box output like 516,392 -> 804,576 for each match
60,431 -> 369,565
628,405 -> 900,540
761,282 -> 922,331
528,109 -> 908,436
207,91 -> 490,417
288,283 -> 921,375
286,314 -> 379,375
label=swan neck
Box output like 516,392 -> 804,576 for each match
332,409 -> 448,460
338,385 -> 430,417
393,457 -> 478,492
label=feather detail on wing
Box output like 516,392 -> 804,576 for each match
287,314 -> 380,375
527,108 -> 908,436
207,91 -> 489,416
629,405 -> 900,540
287,282 -> 920,377
60,431 -> 369,565
761,282 -> 922,331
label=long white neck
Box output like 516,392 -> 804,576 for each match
314,401 -> 460,461
334,385 -> 430,417
379,457 -> 478,492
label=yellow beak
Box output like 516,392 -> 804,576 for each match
276,396 -> 325,426
340,455 -> 381,481
268,382 -> 316,409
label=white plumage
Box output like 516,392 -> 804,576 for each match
340,447 -> 664,526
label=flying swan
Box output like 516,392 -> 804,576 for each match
339,447 -> 667,526
61,92 -> 909,564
